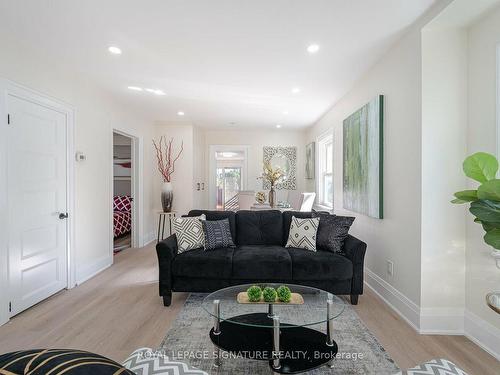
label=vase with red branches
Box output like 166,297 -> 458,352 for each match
153,136 -> 184,212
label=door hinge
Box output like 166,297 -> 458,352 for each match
8,302 -> 11,313
7,114 -> 10,125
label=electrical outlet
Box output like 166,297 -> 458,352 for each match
386,260 -> 394,277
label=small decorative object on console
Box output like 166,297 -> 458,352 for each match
277,285 -> 292,302
262,287 -> 277,302
255,191 -> 266,204
247,285 -> 262,302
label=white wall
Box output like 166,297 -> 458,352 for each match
466,5 -> 500,332
0,29 -> 157,325
202,128 -> 307,209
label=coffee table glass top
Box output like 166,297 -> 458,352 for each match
201,283 -> 345,329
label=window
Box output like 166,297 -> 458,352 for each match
317,132 -> 334,208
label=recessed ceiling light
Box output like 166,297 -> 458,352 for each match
108,46 -> 122,55
145,88 -> 156,93
276,124 -> 282,129
282,110 -> 289,115
307,44 -> 320,54
291,87 -> 301,94
154,90 -> 166,96
127,86 -> 143,91
177,111 -> 185,116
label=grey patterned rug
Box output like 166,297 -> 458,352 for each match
159,294 -> 399,374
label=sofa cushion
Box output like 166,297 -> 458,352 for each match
282,211 -> 316,245
235,210 -> 283,246
232,245 -> 292,280
202,219 -> 235,250
315,213 -> 355,253
285,216 -> 320,251
172,215 -> 206,253
188,210 -> 237,243
287,248 -> 353,281
172,247 -> 234,279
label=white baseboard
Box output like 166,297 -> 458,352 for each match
76,257 -> 113,285
364,268 -> 420,330
419,307 -> 464,335
464,309 -> 500,361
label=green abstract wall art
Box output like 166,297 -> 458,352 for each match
343,95 -> 384,219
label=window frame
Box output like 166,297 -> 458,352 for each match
316,131 -> 334,210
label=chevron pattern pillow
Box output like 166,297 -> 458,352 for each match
202,218 -> 235,250
285,216 -> 320,251
123,348 -> 208,375
173,214 -> 206,253
394,358 -> 468,375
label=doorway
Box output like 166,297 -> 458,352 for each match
0,80 -> 75,321
112,132 -> 134,253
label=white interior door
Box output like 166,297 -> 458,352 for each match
7,94 -> 68,316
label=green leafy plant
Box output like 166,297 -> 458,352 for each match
247,285 -> 262,302
452,152 -> 500,250
262,287 -> 277,303
276,285 -> 292,303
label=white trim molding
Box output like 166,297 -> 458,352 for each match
419,307 -> 464,335
464,309 -> 500,361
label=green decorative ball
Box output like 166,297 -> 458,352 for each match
277,285 -> 292,303
262,287 -> 277,303
247,285 -> 262,302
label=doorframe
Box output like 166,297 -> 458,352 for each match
208,145 -> 249,209
110,128 -> 142,255
0,78 -> 76,325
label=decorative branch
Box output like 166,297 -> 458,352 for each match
153,136 -> 184,182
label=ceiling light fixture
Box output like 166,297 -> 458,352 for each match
154,90 -> 166,96
276,124 -> 282,129
145,88 -> 156,93
108,46 -> 122,55
177,111 -> 185,116
307,44 -> 320,54
291,87 -> 301,94
127,86 -> 143,91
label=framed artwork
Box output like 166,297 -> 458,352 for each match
305,142 -> 315,179
263,146 -> 297,190
343,95 -> 384,219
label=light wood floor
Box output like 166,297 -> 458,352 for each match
0,242 -> 498,374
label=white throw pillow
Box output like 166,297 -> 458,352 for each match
285,216 -> 320,251
172,214 -> 206,252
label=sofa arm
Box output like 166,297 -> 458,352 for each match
342,235 -> 367,301
155,234 -> 178,305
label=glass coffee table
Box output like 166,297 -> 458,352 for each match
202,283 -> 345,374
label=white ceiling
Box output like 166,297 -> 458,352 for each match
0,0 -> 437,128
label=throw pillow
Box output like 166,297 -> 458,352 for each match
285,216 -> 320,251
314,213 -> 355,253
202,219 -> 235,250
173,214 -> 206,252
123,348 -> 208,375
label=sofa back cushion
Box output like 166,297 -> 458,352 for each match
188,210 -> 237,243
235,210 -> 283,246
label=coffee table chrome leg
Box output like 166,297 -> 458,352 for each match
268,303 -> 274,318
272,315 -> 281,370
326,297 -> 335,368
213,299 -> 222,367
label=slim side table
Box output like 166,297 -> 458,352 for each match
157,211 -> 177,243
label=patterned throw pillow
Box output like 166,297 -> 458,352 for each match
173,214 -> 206,253
314,213 -> 355,253
123,348 -> 208,375
202,219 -> 235,250
285,216 -> 320,251
113,195 -> 133,212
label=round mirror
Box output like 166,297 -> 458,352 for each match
270,153 -> 290,177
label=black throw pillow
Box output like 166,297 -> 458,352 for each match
202,219 -> 235,250
314,213 -> 355,253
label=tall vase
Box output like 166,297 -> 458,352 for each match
269,185 -> 276,208
161,182 -> 174,212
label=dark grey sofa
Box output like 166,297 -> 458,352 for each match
156,210 -> 367,306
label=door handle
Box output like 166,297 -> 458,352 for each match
58,212 -> 69,220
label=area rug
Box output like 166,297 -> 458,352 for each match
159,294 -> 399,374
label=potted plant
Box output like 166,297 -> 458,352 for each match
153,136 -> 183,212
452,152 -> 500,268
258,162 -> 285,208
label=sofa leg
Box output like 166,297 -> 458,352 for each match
350,294 -> 359,305
163,293 -> 172,306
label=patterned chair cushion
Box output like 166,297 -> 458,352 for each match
123,348 -> 208,375
285,216 -> 319,251
113,195 -> 133,212
202,219 -> 235,250
172,215 -> 206,253
0,349 -> 134,374
395,358 -> 468,375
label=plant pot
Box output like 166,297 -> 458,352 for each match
491,251 -> 500,270
269,186 -> 276,208
161,182 -> 173,212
